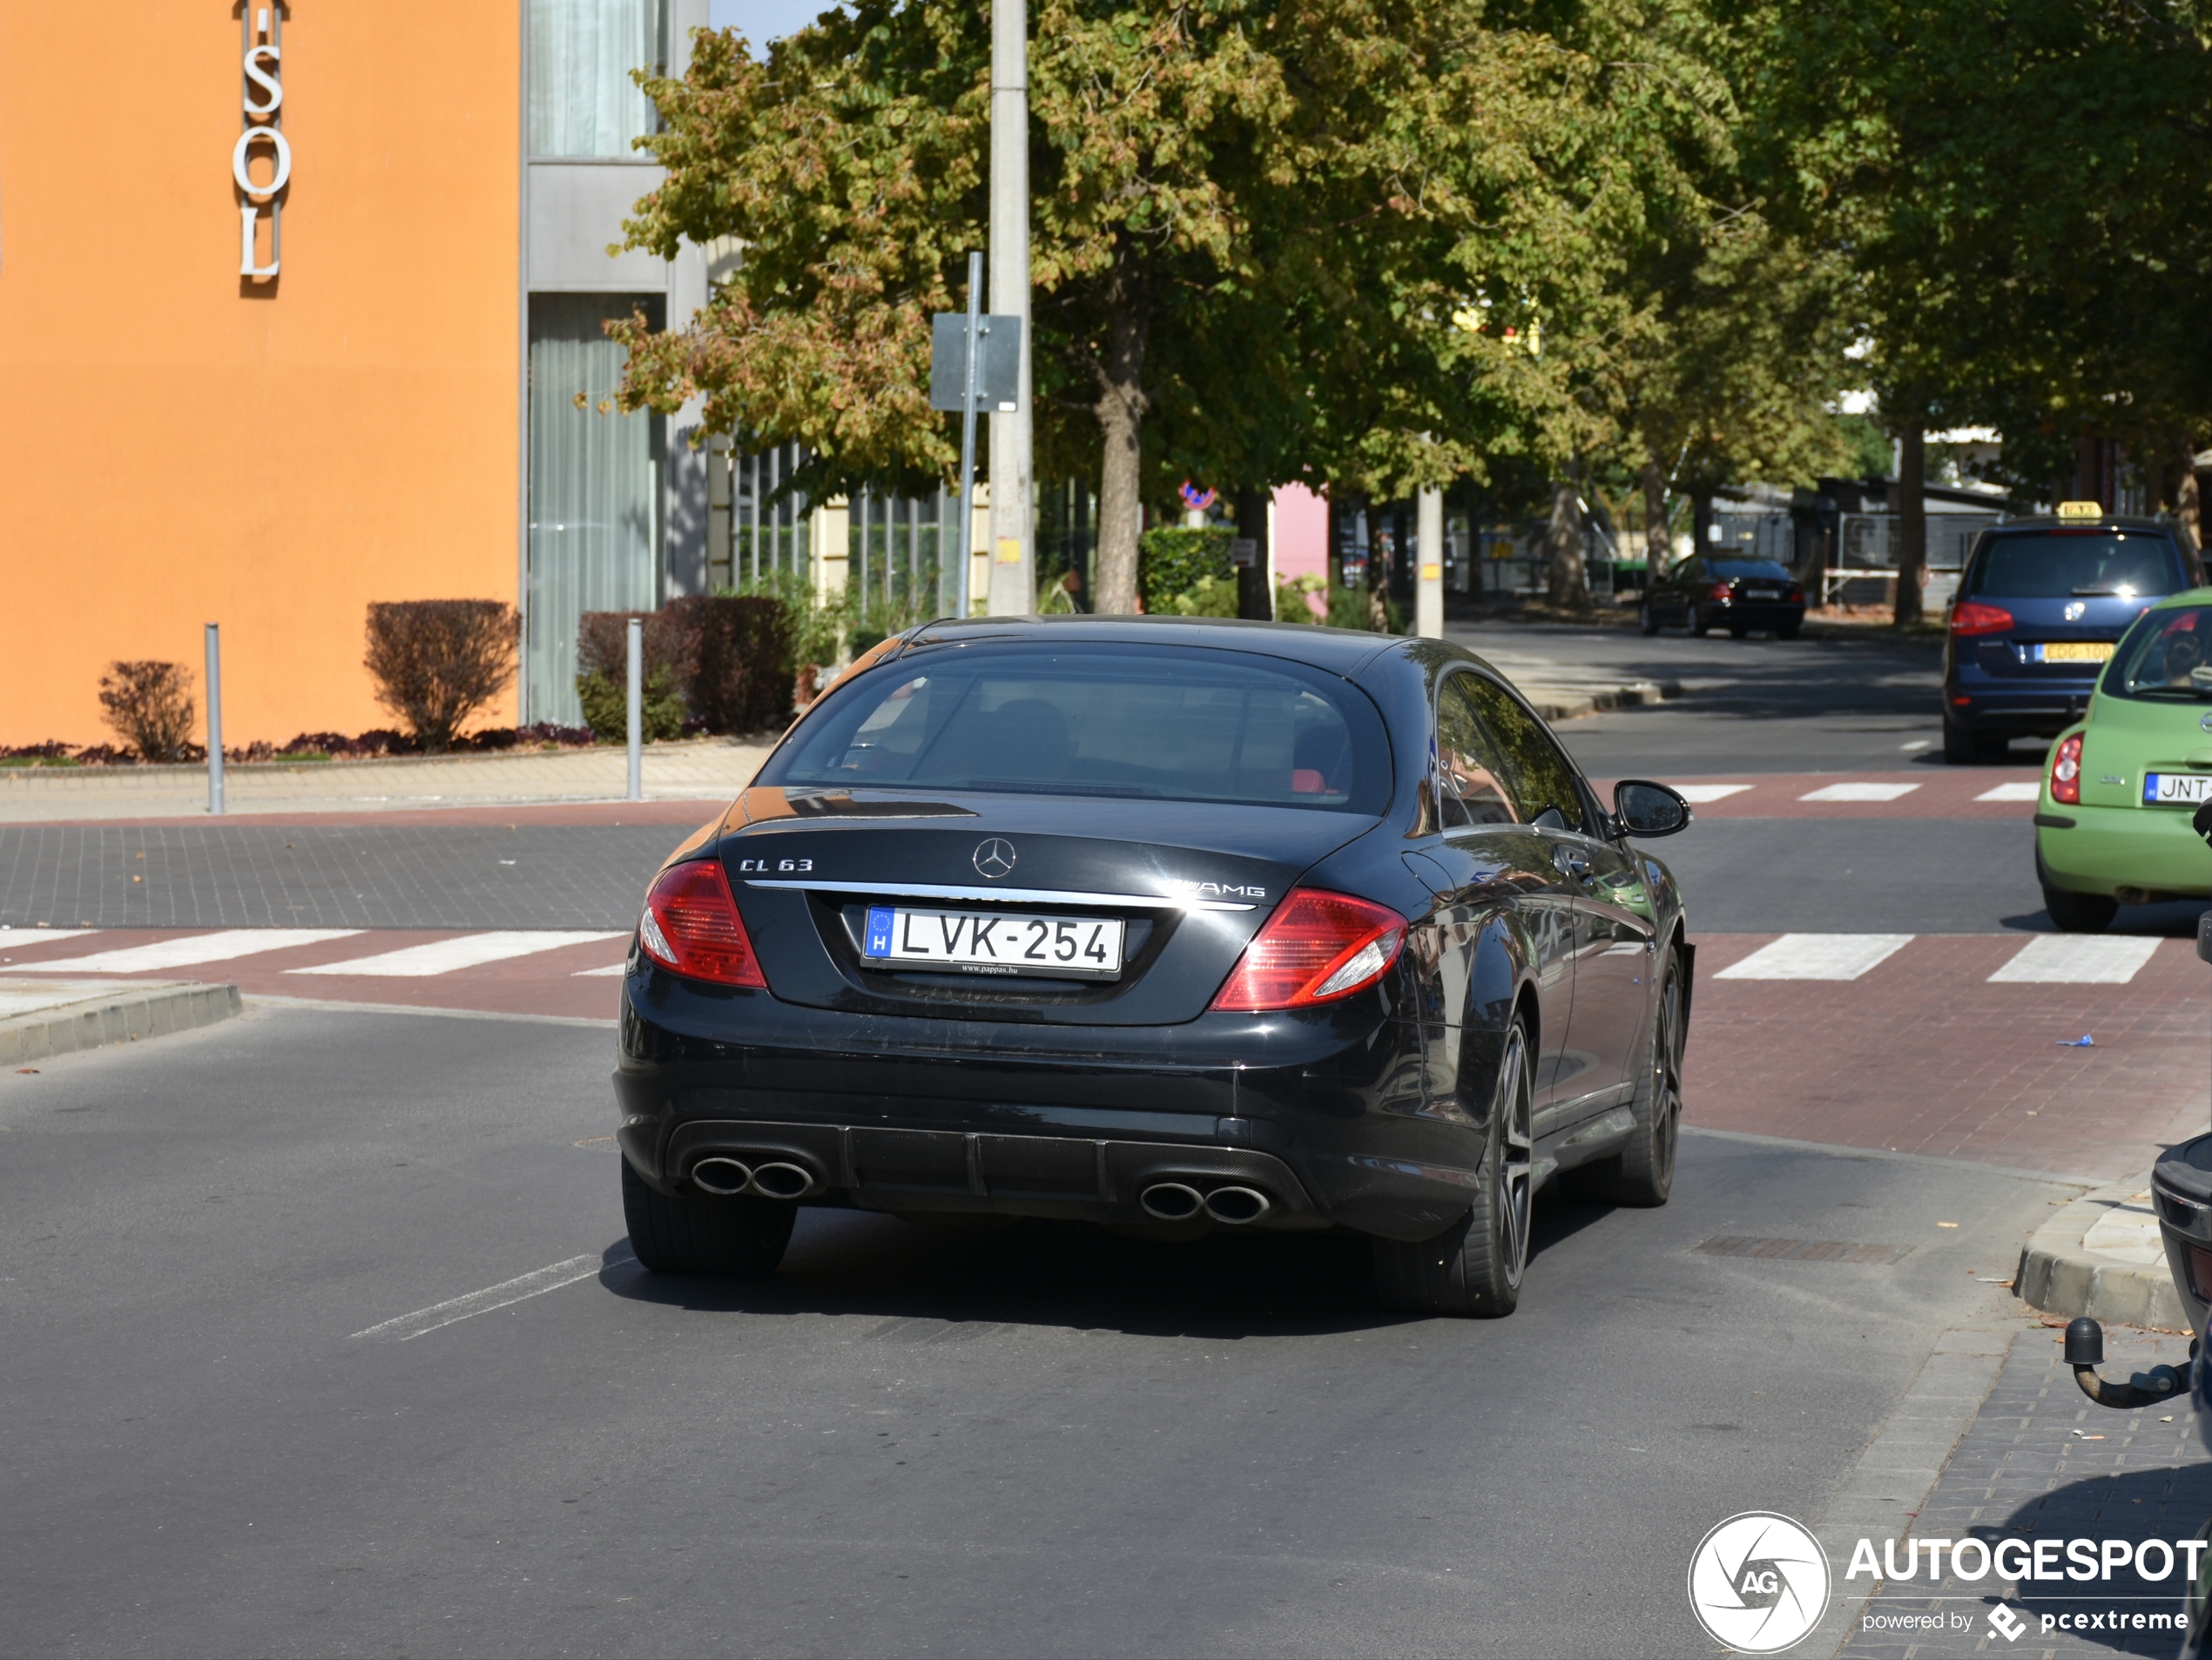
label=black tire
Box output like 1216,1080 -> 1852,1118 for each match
1639,603 -> 1659,637
1689,608 -> 1711,638
1942,719 -> 1977,765
622,1156 -> 795,1276
1728,625 -> 1749,638
1777,620 -> 1801,641
2044,885 -> 2118,934
1575,949 -> 1683,1207
1372,1016 -> 1534,1317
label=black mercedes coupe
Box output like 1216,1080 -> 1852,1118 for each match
613,617 -> 1694,1317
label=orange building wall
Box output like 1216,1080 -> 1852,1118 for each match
0,4 -> 521,748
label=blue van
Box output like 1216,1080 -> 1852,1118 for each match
1943,514 -> 2202,763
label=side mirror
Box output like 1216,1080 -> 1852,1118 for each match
1614,779 -> 1692,839
2198,908 -> 2212,966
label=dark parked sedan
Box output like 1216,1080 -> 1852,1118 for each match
612,617 -> 1695,1317
1641,556 -> 1806,638
1943,511 -> 2200,763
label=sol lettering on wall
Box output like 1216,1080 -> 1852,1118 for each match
235,3 -> 287,280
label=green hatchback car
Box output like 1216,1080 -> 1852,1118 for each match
2038,589 -> 2212,929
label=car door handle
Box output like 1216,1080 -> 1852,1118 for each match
1551,846 -> 1591,879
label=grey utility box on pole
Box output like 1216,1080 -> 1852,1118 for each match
204,623 -> 225,816
624,617 -> 643,802
932,258 -> 1009,619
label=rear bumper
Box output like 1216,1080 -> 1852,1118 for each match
1946,663 -> 2098,735
2036,802 -> 2212,897
1705,602 -> 1804,630
613,965 -> 1486,1243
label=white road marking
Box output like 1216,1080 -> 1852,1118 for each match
0,928 -> 100,947
1673,783 -> 1753,803
572,962 -> 631,976
1975,781 -> 2043,802
1988,935 -> 2161,984
0,928 -> 362,975
1798,782 -> 1922,803
1899,739 -> 1932,751
1714,934 -> 1915,981
351,1252 -> 626,1341
287,930 -> 626,977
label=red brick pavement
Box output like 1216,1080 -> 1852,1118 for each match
1687,933 -> 2211,1183
7,923 -> 2201,1182
1594,769 -> 2047,820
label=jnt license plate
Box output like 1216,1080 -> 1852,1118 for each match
2143,773 -> 2212,807
863,906 -> 1126,979
2033,641 -> 2115,663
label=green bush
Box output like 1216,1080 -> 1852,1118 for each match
1169,574 -> 1241,617
1273,574 -> 1324,623
1138,526 -> 1234,614
1322,584 -> 1406,634
576,666 -> 688,742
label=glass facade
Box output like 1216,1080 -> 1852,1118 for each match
526,294 -> 665,726
528,0 -> 666,158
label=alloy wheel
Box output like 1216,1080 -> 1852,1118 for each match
1649,968 -> 1683,1184
1497,1027 -> 1534,1288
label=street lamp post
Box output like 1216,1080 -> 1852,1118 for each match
986,0 -> 1033,615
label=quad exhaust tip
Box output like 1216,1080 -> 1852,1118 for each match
1138,1181 -> 1204,1221
688,1157 -> 819,1200
1138,1181 -> 1272,1225
1203,1185 -> 1271,1225
691,1157 -> 753,1197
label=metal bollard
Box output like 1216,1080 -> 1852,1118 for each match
204,622 -> 225,816
625,617 -> 643,802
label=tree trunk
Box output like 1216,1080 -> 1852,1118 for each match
1690,491 -> 1715,560
1091,250 -> 1150,616
1894,422 -> 1925,626
2175,430 -> 2202,555
1641,459 -> 1669,575
1233,486 -> 1271,619
1545,480 -> 1587,608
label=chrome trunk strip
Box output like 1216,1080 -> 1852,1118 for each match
741,879 -> 1256,912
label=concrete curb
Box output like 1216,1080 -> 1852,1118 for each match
2014,1179 -> 2189,1329
0,982 -> 243,1067
1524,678 -> 1682,723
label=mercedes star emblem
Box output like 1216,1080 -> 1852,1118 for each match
973,838 -> 1017,879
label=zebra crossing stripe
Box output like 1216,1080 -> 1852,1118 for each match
1713,934 -> 1914,981
1987,935 -> 2160,984
287,931 -> 627,978
0,928 -> 361,974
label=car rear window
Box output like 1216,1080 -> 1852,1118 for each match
765,643 -> 1392,813
1706,560 -> 1791,581
2105,606 -> 2212,698
1965,531 -> 2186,599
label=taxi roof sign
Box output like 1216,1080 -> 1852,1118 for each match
2057,500 -> 2104,521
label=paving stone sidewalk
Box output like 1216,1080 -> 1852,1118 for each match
1839,1328 -> 2208,1658
0,737 -> 774,825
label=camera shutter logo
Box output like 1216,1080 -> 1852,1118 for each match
973,839 -> 1016,879
1687,1512 -> 1831,1653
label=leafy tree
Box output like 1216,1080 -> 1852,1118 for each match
611,0 -> 1730,613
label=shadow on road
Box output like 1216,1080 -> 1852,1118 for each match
597,1184 -> 1618,1338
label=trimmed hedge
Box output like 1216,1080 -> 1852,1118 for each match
575,596 -> 796,737
1137,526 -> 1235,614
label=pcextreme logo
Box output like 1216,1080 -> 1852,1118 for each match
1687,1513 -> 1832,1653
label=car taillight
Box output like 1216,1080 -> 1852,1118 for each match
1950,601 -> 2014,637
2050,732 -> 2082,805
1709,581 -> 1736,601
638,859 -> 766,987
1211,888 -> 1407,1011
1784,586 -> 1805,604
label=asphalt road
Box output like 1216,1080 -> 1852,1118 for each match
0,1006 -> 2053,1658
0,620 -> 2182,1659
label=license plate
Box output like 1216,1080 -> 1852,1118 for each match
2143,773 -> 2212,806
1743,587 -> 1780,600
2033,641 -> 2115,663
862,906 -> 1125,978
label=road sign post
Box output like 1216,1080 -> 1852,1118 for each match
624,617 -> 643,802
930,260 -> 1022,620
1417,488 -> 1444,638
